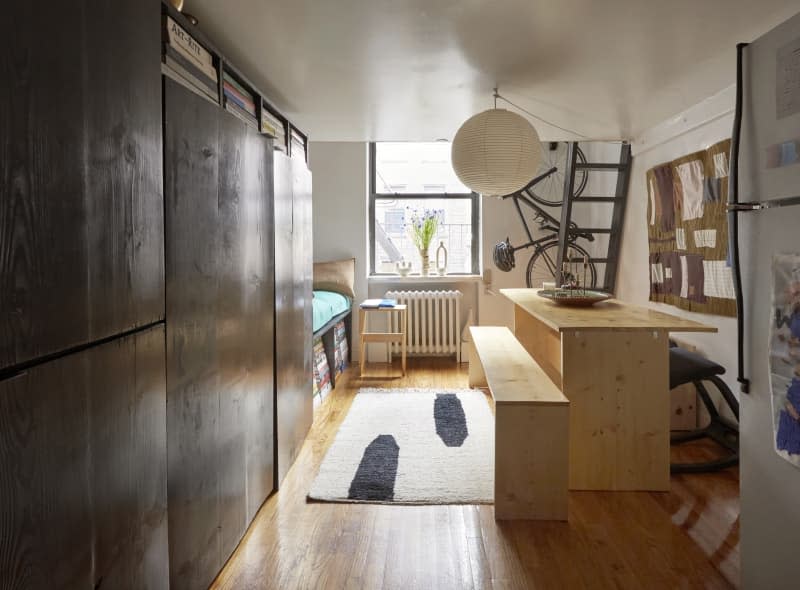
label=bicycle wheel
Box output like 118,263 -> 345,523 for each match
525,241 -> 597,288
528,142 -> 588,206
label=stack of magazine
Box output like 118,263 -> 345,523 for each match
290,128 -> 306,160
162,16 -> 218,102
312,337 -> 332,403
261,108 -> 287,152
223,72 -> 257,129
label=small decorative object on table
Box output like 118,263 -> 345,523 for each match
538,289 -> 612,307
406,208 -> 442,277
420,251 -> 430,276
396,260 -> 411,277
436,241 -> 448,276
538,250 -> 611,306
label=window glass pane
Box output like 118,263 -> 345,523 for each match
374,142 -> 470,194
374,198 -> 473,274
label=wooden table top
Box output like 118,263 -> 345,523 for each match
501,288 -> 717,333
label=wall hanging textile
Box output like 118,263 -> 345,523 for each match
646,139 -> 736,317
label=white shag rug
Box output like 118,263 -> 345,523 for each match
308,388 -> 494,504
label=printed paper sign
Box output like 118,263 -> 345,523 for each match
770,254 -> 800,468
777,37 -> 800,119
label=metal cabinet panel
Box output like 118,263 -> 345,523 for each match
0,325 -> 168,590
0,0 -> 164,371
164,79 -> 275,590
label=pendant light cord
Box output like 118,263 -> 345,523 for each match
494,89 -> 589,139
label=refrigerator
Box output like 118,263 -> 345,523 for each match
733,10 -> 800,589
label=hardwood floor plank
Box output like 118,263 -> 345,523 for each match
210,358 -> 739,590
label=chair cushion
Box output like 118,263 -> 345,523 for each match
669,347 -> 725,389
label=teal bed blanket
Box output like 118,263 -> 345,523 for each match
312,290 -> 351,332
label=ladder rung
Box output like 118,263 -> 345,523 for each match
575,163 -> 626,171
574,196 -> 618,203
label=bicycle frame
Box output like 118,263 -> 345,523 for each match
501,190 -> 580,253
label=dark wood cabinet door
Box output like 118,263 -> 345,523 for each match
274,153 -> 313,485
164,78 -> 222,590
0,325 -> 168,590
164,78 -> 275,590
0,0 -> 164,371
243,126 -> 276,523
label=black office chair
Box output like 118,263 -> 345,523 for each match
668,342 -> 739,473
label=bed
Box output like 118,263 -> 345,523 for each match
312,290 -> 352,404
313,290 -> 351,333
312,259 -> 355,402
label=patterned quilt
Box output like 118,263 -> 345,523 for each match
646,139 -> 736,317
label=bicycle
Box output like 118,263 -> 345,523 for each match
492,143 -> 598,288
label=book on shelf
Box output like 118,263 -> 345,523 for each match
164,16 -> 216,79
360,298 -> 397,308
260,119 -> 277,137
223,82 -> 256,114
161,63 -> 218,104
223,72 -> 253,100
164,44 -> 217,87
224,98 -> 258,129
260,109 -> 284,138
223,81 -> 254,107
290,129 -> 306,158
163,56 -> 218,100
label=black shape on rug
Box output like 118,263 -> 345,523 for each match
347,434 -> 399,501
434,393 -> 469,447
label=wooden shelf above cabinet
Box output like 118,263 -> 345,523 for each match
160,0 -> 303,153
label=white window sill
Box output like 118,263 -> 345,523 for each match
368,274 -> 483,284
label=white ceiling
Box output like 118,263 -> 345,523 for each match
186,0 -> 799,142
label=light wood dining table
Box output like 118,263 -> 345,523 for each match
501,288 -> 716,491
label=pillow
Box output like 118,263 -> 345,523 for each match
313,258 -> 355,298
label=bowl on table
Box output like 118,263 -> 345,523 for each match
537,289 -> 612,307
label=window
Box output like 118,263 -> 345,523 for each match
369,142 -> 480,276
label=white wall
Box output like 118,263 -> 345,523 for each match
309,142 -> 368,360
479,194 -> 530,328
617,86 -> 739,397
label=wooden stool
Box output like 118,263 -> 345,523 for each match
359,304 -> 407,376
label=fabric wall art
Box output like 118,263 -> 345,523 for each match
646,139 -> 736,316
770,254 -> 800,468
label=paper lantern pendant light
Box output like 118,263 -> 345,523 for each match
451,108 -> 542,197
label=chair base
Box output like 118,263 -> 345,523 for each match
670,376 -> 739,474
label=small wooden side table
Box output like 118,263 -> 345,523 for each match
359,304 -> 407,377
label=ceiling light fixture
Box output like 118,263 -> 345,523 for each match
451,88 -> 543,197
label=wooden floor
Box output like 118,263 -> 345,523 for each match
211,358 -> 740,590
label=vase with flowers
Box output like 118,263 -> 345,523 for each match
406,208 -> 442,276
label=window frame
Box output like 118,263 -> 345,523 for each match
368,142 -> 481,276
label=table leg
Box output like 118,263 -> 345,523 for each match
359,307 -> 366,377
402,308 -> 407,376
561,329 -> 670,491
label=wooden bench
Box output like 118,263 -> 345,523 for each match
469,326 -> 570,521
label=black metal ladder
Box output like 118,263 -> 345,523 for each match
555,142 -> 632,293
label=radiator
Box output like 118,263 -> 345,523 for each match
385,290 -> 462,358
